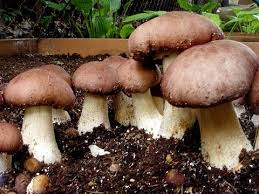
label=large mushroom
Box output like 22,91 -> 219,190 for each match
247,70 -> 259,150
103,56 -> 136,126
72,61 -> 119,134
128,11 -> 224,139
118,59 -> 161,137
161,40 -> 258,170
4,68 -> 75,164
0,122 -> 22,172
39,64 -> 72,124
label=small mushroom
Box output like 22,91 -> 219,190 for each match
4,68 -> 75,164
39,64 -> 72,124
72,61 -> 119,134
118,59 -> 162,137
129,11 -> 224,139
161,40 -> 258,170
26,175 -> 49,194
103,56 -> 136,126
0,122 -> 22,173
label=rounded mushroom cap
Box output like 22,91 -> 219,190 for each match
72,61 -> 120,95
4,69 -> 75,109
103,56 -> 127,70
248,70 -> 259,114
0,122 -> 22,153
129,11 -> 224,61
118,59 -> 161,93
39,64 -> 72,86
161,40 -> 258,108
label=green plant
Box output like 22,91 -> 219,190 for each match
42,0 -> 169,38
222,7 -> 259,34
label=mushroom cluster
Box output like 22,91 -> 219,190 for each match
0,11 -> 258,179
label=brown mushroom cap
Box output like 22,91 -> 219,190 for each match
129,11 -> 224,61
161,40 -> 258,108
0,122 -> 22,153
248,70 -> 259,114
72,61 -> 120,95
39,64 -> 72,86
118,59 -> 161,93
103,56 -> 127,70
4,69 -> 75,109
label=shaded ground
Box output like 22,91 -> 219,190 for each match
0,54 -> 258,193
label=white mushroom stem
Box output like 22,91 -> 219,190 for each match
113,91 -> 136,126
0,153 -> 12,173
153,96 -> 164,115
160,103 -> 196,139
78,93 -> 110,134
52,108 -> 71,124
160,53 -> 196,139
252,115 -> 259,150
196,102 -> 252,170
132,89 -> 162,138
255,128 -> 259,150
22,106 -> 61,164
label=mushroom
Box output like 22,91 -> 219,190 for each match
118,59 -> 162,137
150,84 -> 164,115
103,56 -> 136,126
128,11 -> 224,139
0,122 -> 22,173
161,40 -> 258,170
247,70 -> 259,150
4,68 -> 75,164
39,64 -> 72,124
72,61 -> 119,134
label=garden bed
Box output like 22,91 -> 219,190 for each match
0,39 -> 258,193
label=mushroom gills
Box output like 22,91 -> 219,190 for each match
113,91 -> 136,126
132,89 -> 162,138
22,106 -> 61,164
52,108 -> 71,124
78,93 -> 110,134
0,153 -> 11,173
160,53 -> 196,139
196,102 -> 252,170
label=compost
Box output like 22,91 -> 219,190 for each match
0,54 -> 258,193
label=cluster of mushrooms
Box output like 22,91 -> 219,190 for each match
0,12 -> 259,186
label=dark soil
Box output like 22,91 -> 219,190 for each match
0,54 -> 258,194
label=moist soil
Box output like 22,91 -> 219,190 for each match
0,54 -> 258,194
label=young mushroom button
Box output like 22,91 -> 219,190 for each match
4,68 -> 76,164
118,59 -> 162,137
0,122 -> 22,173
161,39 -> 258,170
103,56 -> 137,126
128,11 -> 224,139
72,61 -> 120,134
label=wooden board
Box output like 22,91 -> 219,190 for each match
0,38 -> 259,57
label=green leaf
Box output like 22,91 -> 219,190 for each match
236,8 -> 259,17
201,2 -> 220,13
202,12 -> 222,27
123,11 -> 166,23
109,0 -> 121,13
90,16 -> 113,37
71,0 -> 93,15
177,0 -> 202,12
44,1 -> 66,11
40,16 -> 53,28
120,24 -> 135,38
